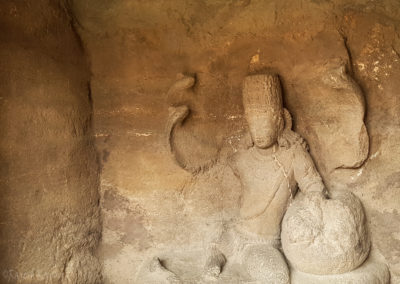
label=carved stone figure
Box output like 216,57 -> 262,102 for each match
230,74 -> 328,239
136,257 -> 183,284
136,72 -> 390,284
282,191 -> 370,274
163,73 -> 329,283
210,74 -> 328,283
281,190 -> 391,284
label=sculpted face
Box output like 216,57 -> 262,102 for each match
242,74 -> 284,149
245,107 -> 282,148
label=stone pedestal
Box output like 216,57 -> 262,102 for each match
291,257 -> 390,284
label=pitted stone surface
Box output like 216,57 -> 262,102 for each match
290,255 -> 390,284
282,191 -> 370,275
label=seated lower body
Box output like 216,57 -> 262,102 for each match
205,227 -> 290,284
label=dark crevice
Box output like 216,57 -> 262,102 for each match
337,29 -> 354,74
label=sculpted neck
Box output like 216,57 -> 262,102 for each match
255,142 -> 279,156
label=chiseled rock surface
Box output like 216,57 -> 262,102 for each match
0,1 -> 102,283
69,0 -> 400,282
290,256 -> 390,284
281,191 -> 370,275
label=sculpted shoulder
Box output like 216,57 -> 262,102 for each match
227,149 -> 251,177
278,129 -> 308,152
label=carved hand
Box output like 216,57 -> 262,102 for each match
166,74 -> 194,134
167,74 -> 195,95
306,190 -> 329,203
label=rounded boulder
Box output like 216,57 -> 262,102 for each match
281,191 -> 370,275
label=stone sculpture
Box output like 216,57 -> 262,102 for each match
136,72 -> 389,284
290,62 -> 370,173
281,191 -> 370,275
166,73 -> 219,173
205,74 -> 329,283
281,191 -> 390,284
162,73 -> 329,283
228,74 -> 328,240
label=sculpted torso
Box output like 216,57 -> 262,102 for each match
158,73 -> 327,283
228,74 -> 325,243
231,137 -> 325,240
138,72 -> 388,284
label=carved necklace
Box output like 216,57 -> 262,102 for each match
243,146 -> 293,220
272,150 -> 293,205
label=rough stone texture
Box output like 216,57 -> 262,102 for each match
144,70 -> 383,283
135,240 -> 291,284
67,1 -> 400,283
290,62 -> 369,172
2,1 -> 400,283
242,243 -> 290,284
291,255 -> 390,284
282,191 -> 370,275
0,1 -> 101,283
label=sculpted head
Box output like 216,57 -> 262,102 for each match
242,74 -> 284,149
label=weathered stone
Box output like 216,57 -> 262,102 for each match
242,243 -> 290,284
290,255 -> 390,284
282,191 -> 370,275
3,1 -> 399,283
290,62 -> 369,174
0,1 -> 102,283
161,74 -> 330,282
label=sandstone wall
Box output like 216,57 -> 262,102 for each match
71,1 -> 400,283
0,1 -> 101,283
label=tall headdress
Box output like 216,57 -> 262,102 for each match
242,74 -> 284,127
243,74 -> 283,111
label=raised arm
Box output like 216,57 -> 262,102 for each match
166,75 -> 194,171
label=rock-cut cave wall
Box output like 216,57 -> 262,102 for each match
70,0 -> 400,283
0,0 -> 400,284
0,1 -> 101,283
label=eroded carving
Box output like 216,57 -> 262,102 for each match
137,257 -> 182,284
203,246 -> 226,280
231,74 -> 328,240
282,191 -> 370,275
138,72 -> 389,284
213,74 -> 328,283
166,75 -> 219,173
292,62 -> 370,173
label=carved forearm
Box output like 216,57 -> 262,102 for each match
166,105 -> 190,154
166,75 -> 195,169
294,143 -> 329,198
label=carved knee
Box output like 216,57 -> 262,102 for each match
243,244 -> 290,284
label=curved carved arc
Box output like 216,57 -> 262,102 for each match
283,108 -> 292,130
166,104 -> 190,162
291,62 -> 370,173
167,75 -> 195,97
321,64 -> 370,170
166,75 -> 218,174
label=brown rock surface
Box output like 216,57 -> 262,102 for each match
0,1 -> 101,283
0,0 -> 399,283
67,0 -> 400,282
